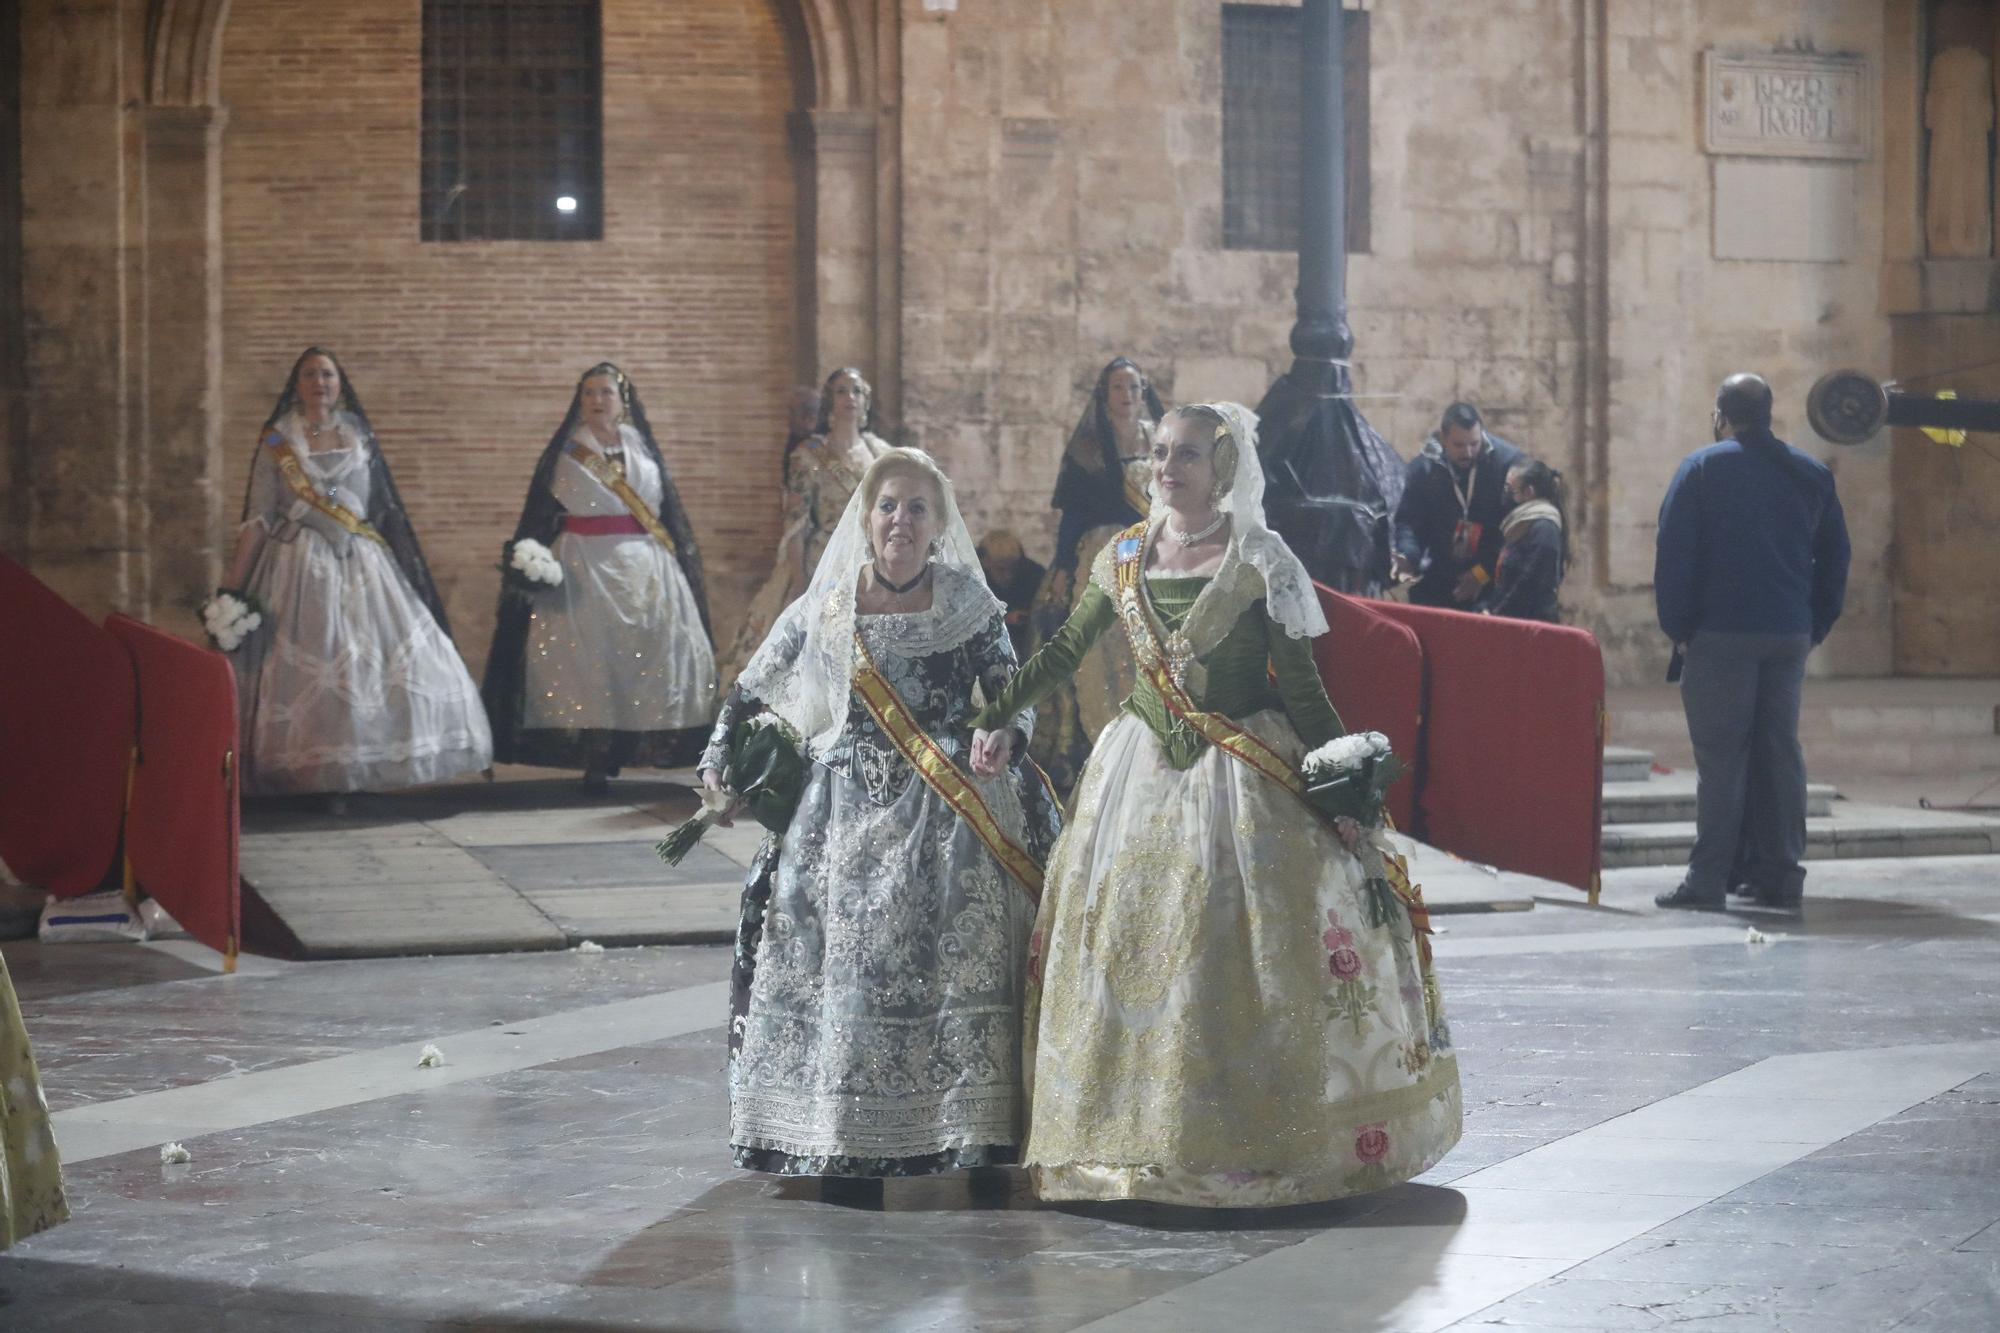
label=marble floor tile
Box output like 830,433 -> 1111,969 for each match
7,849 -> 2000,1331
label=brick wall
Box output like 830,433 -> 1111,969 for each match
218,0 -> 802,675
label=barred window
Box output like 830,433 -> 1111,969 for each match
421,0 -> 604,242
1222,4 -> 1370,253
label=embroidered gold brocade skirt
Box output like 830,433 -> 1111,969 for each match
1023,710 -> 1462,1206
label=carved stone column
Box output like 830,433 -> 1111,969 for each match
18,0 -> 140,614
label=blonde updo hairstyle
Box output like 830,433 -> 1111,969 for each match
858,447 -> 952,555
1167,404 -> 1240,503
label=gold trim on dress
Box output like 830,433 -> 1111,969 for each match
850,632 -> 1044,903
565,442 -> 680,557
265,433 -> 388,547
1110,520 -> 1434,941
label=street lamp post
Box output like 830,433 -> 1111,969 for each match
1254,0 -> 1405,593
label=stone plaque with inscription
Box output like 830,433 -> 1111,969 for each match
1704,51 -> 1869,160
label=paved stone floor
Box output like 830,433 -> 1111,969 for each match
2,855 -> 1997,1331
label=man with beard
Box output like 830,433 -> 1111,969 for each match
1391,402 -> 1526,608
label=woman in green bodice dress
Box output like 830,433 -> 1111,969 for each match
970,401 -> 1461,1207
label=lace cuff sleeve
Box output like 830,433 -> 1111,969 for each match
699,688 -> 742,775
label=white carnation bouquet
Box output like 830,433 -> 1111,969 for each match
1301,730 -> 1404,828
502,537 -> 564,590
200,588 -> 267,652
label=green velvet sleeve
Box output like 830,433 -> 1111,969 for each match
1268,618 -> 1346,752
971,582 -> 1118,730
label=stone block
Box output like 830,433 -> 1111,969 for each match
994,253 -> 1077,315
20,1 -> 124,106
19,108 -> 126,250
1172,357 -> 1271,407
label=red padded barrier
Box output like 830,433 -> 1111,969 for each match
106,615 -> 242,960
1368,600 -> 1604,893
0,556 -> 136,896
1313,589 -> 1423,830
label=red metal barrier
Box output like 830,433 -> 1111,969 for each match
105,615 -> 242,964
1314,589 -> 1423,831
1366,599 -> 1605,897
0,557 -> 135,896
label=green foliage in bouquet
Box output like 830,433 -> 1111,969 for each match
655,713 -> 806,867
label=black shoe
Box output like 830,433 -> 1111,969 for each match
1654,884 -> 1726,911
1752,888 -> 1803,912
1727,880 -> 1759,898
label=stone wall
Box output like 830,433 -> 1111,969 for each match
894,0 -> 1894,684
1588,0 -> 1892,679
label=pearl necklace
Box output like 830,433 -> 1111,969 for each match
1166,511 -> 1226,547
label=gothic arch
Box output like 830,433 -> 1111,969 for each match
146,0 -> 230,107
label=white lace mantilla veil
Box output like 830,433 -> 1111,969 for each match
1141,401 -> 1330,645
734,447 -> 1001,759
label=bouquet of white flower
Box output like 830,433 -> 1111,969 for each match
1301,730 -> 1405,829
502,537 -> 564,590
200,588 -> 267,652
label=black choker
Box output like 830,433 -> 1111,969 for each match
872,563 -> 929,595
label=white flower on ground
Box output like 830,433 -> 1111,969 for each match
417,1043 -> 444,1068
159,1142 -> 192,1165
575,940 -> 605,954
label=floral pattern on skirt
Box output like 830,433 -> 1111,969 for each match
1023,710 -> 1461,1206
1,954 -> 67,1249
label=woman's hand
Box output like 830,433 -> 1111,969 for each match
970,728 -> 1016,778
1333,815 -> 1365,855
698,767 -> 743,827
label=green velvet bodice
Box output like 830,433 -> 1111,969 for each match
972,574 -> 1344,770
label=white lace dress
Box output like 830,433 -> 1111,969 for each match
233,414 -> 492,795
711,564 -> 1060,1176
523,426 -> 717,731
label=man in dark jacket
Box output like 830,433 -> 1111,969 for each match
1653,373 -> 1850,912
1392,402 -> 1526,608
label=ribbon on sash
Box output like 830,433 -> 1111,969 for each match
1108,521 -> 1433,944
850,632 -> 1044,903
265,432 -> 388,547
565,443 -> 680,557
1122,471 -> 1152,519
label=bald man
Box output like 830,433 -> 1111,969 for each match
1653,374 -> 1850,913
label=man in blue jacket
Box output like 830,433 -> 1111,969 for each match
1653,373 -> 1850,912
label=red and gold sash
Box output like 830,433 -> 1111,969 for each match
565,443 -> 680,557
1109,521 -> 1432,940
851,632 -> 1044,903
264,433 -> 387,547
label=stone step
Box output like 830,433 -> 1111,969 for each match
1612,701 -> 2000,741
1601,802 -> 2000,869
1603,775 -> 1837,823
1603,746 -> 1654,784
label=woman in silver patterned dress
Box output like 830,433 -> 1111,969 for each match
700,448 -> 1060,1183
